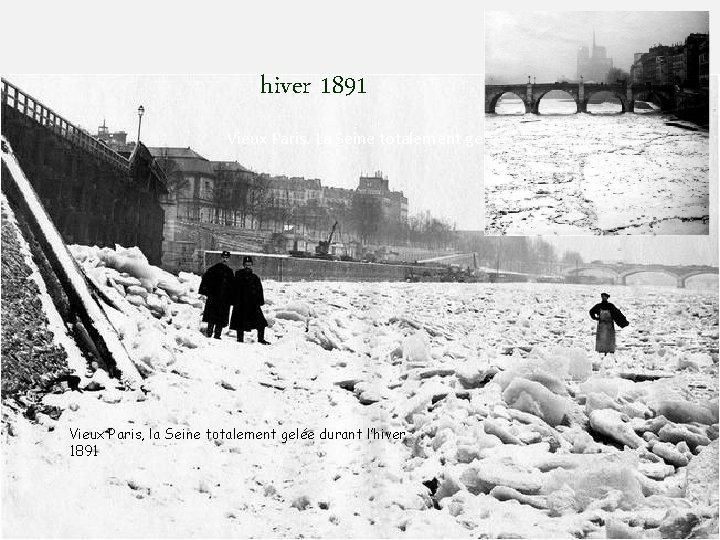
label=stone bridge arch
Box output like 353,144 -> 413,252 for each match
678,270 -> 719,288
531,88 -> 580,114
632,88 -> 673,112
486,82 -> 676,115
565,266 -> 620,283
619,268 -> 681,287
486,87 -> 529,114
565,263 -> 717,289
583,89 -> 628,113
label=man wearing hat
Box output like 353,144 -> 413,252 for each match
198,251 -> 235,339
230,255 -> 270,345
589,292 -> 629,356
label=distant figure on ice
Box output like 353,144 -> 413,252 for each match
230,256 -> 270,345
199,250 -> 234,339
589,292 -> 629,355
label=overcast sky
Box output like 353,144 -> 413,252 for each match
543,235 -> 718,266
6,74 -> 483,229
5,73 -> 717,267
486,11 -> 710,83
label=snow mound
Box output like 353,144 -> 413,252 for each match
402,334 -> 432,368
543,454 -> 644,512
507,346 -> 592,382
70,244 -> 205,377
502,378 -> 577,426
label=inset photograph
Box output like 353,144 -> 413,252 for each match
485,11 -> 710,235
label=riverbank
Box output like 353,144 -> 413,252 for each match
3,277 -> 718,537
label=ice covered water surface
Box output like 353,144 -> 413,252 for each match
3,280 -> 718,538
486,104 -> 709,235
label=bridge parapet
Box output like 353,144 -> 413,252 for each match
1,78 -> 130,173
564,263 -> 718,288
1,78 -> 165,265
485,82 -> 676,115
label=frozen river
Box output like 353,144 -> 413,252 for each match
4,240 -> 719,538
485,98 -> 709,235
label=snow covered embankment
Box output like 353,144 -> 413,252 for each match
1,137 -> 141,389
68,244 -> 206,378
1,195 -> 75,403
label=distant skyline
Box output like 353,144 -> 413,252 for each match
543,235 -> 718,267
486,11 -> 709,83
5,74 -> 483,230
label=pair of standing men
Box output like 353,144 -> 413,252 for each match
198,251 -> 269,344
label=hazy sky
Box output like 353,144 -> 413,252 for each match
486,11 -> 710,83
543,235 -> 718,266
6,74 -> 483,229
5,73 -> 717,267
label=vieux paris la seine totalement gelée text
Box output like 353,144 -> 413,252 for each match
68,425 -> 405,456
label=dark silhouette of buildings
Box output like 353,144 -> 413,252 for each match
577,30 -> 614,82
630,33 -> 709,89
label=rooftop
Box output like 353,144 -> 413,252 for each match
149,147 -> 215,176
149,146 -> 209,160
211,160 -> 253,173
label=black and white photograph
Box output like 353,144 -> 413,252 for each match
1,4 -> 719,539
485,11 -> 711,235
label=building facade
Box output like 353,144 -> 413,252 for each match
140,144 -> 411,264
149,146 -> 217,269
320,186 -> 355,209
263,175 -> 322,207
356,171 -> 408,223
630,53 -> 644,84
96,121 -> 129,150
630,33 -> 709,89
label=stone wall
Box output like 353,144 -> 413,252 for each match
203,252 -> 442,282
1,106 -> 165,264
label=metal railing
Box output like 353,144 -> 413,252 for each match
1,78 -> 131,172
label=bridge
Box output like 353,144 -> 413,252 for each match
1,78 -> 167,264
485,81 -> 675,114
564,263 -> 718,288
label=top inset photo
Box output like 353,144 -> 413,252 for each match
485,11 -> 710,235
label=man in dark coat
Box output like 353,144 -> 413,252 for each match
589,293 -> 629,355
199,251 -> 234,339
230,255 -> 269,344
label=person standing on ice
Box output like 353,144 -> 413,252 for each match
198,250 -> 235,339
589,293 -> 629,356
230,255 -> 270,345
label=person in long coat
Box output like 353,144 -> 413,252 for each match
589,292 -> 629,355
198,251 -> 234,339
230,255 -> 269,344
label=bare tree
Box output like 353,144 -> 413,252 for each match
155,154 -> 189,199
605,67 -> 630,84
246,175 -> 271,229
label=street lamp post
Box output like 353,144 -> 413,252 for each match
134,105 -> 145,248
137,105 -> 145,145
